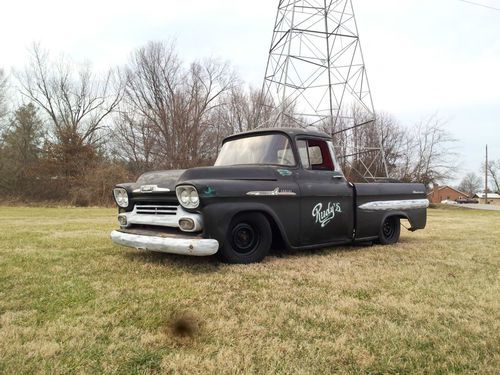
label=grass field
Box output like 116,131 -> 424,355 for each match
0,206 -> 499,374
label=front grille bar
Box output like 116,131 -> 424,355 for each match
135,205 -> 179,216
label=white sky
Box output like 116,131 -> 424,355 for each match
1,0 -> 499,183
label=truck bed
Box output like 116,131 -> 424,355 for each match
353,183 -> 428,240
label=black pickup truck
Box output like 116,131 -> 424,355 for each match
111,128 -> 428,263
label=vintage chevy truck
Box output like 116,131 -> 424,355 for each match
111,128 -> 428,263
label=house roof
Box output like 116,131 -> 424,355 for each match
474,193 -> 500,199
427,186 -> 469,197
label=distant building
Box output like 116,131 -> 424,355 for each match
427,185 -> 469,204
473,193 -> 500,205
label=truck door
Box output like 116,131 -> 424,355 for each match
296,138 -> 354,246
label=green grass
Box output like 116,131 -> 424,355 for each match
0,206 -> 499,374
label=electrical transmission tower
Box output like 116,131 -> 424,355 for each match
262,0 -> 388,181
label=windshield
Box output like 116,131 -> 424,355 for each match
215,134 -> 296,167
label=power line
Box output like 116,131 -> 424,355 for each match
457,0 -> 500,11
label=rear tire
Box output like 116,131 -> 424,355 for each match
218,212 -> 272,264
378,216 -> 401,245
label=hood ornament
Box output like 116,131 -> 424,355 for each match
133,185 -> 171,193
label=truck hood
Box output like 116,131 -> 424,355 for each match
178,165 -> 280,183
130,165 -> 284,192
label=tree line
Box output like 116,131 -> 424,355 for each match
0,40 -> 492,206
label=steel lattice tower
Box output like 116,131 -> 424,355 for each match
262,0 -> 388,181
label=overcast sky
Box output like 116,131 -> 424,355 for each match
1,0 -> 499,183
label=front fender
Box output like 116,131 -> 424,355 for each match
201,202 -> 297,249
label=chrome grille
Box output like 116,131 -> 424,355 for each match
135,205 -> 179,215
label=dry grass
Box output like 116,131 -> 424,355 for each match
0,206 -> 499,374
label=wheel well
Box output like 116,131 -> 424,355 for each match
228,210 -> 287,251
263,213 -> 287,251
382,212 -> 408,223
381,213 -> 410,231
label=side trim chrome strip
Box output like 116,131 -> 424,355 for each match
247,188 -> 296,197
359,199 -> 430,211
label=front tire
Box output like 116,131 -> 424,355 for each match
218,212 -> 272,264
378,216 -> 401,245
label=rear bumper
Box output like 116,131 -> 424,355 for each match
110,230 -> 219,257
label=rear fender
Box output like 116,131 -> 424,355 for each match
381,210 -> 426,232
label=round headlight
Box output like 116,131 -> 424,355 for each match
176,185 -> 200,209
189,190 -> 199,205
113,188 -> 129,208
180,190 -> 190,205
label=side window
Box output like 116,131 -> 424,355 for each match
327,141 -> 343,175
297,139 -> 335,171
297,140 -> 311,169
298,139 -> 335,171
308,146 -> 323,166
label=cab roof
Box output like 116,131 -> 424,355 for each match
224,127 -> 332,143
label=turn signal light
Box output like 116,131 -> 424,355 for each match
118,215 -> 128,227
179,218 -> 195,232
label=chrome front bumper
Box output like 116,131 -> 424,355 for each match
110,230 -> 219,256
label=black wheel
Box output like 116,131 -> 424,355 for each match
218,212 -> 272,264
378,216 -> 401,245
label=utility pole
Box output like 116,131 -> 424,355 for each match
485,144 -> 488,204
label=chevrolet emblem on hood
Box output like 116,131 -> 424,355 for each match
133,185 -> 171,193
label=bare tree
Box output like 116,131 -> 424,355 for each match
376,113 -> 405,172
113,111 -> 158,175
16,44 -> 122,149
209,85 -> 275,150
116,41 -> 237,170
486,159 -> 500,193
395,116 -> 457,187
0,68 -> 7,125
458,172 -> 482,197
15,44 -> 123,181
333,112 -> 457,186
328,107 -> 404,181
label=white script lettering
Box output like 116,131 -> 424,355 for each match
312,202 -> 342,228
